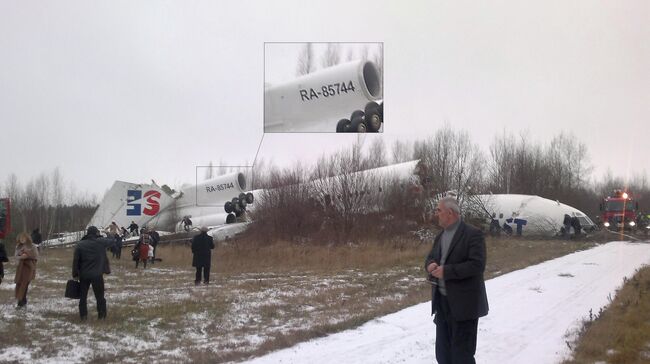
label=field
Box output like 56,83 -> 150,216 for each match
0,236 -> 595,363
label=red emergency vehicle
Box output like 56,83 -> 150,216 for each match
600,190 -> 638,231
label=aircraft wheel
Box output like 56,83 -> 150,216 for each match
336,119 -> 351,133
224,201 -> 233,214
226,213 -> 236,223
232,198 -> 242,213
245,192 -> 254,204
350,110 -> 364,121
238,193 -> 247,208
364,102 -> 382,132
350,117 -> 367,133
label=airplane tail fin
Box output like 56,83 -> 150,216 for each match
88,180 -> 176,231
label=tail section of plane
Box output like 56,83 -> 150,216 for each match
88,180 -> 176,231
90,172 -> 255,233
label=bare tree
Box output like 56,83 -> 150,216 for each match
321,43 -> 341,68
364,138 -> 387,169
413,126 -> 485,201
345,46 -> 356,61
48,168 -> 64,238
205,161 -> 214,181
488,130 -> 516,193
296,42 -> 315,76
391,140 -> 413,164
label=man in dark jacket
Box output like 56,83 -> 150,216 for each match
0,239 -> 8,285
191,226 -> 215,285
148,227 -> 160,264
31,228 -> 43,249
73,226 -> 114,320
425,196 -> 489,364
128,221 -> 139,236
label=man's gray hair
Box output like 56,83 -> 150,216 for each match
438,196 -> 461,215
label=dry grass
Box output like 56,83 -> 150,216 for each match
563,265 -> 650,364
0,235 -> 596,363
161,236 -> 429,273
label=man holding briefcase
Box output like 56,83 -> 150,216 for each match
72,226 -> 114,321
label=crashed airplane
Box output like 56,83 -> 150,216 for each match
77,160 -> 595,245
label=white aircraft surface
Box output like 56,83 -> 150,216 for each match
264,60 -> 383,133
247,241 -> 650,364
467,194 -> 597,236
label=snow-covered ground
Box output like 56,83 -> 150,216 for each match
246,241 -> 650,364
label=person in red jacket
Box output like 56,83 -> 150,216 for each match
133,229 -> 151,269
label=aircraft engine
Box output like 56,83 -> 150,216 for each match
265,60 -> 382,132
193,172 -> 247,208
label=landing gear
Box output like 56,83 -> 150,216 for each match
335,102 -> 383,133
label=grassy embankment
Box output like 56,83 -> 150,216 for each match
563,264 -> 650,364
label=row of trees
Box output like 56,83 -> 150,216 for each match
248,127 -> 650,243
296,43 -> 383,81
0,169 -> 98,245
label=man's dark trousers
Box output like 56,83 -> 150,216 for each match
79,276 -> 106,319
435,295 -> 478,364
195,265 -> 210,284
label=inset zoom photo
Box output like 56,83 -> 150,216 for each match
264,42 -> 383,133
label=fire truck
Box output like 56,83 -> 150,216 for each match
0,198 -> 10,239
599,190 -> 638,231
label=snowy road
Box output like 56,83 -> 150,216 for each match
246,241 -> 650,364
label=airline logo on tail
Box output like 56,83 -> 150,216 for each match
126,190 -> 161,216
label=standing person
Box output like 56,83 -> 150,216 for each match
563,214 -> 572,238
0,239 -> 8,285
72,226 -> 114,320
106,221 -> 120,238
31,228 -> 43,250
139,241 -> 150,269
134,229 -> 150,268
425,197 -> 489,364
120,226 -> 129,239
14,232 -> 39,308
114,233 -> 123,260
128,221 -> 139,236
183,216 -> 193,232
191,226 -> 214,285
148,227 -> 160,264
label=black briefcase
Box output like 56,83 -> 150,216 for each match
65,279 -> 81,299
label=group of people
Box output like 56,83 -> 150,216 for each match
0,223 -> 216,323
101,222 -> 163,262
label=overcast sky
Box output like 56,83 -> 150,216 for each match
0,1 -> 648,198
